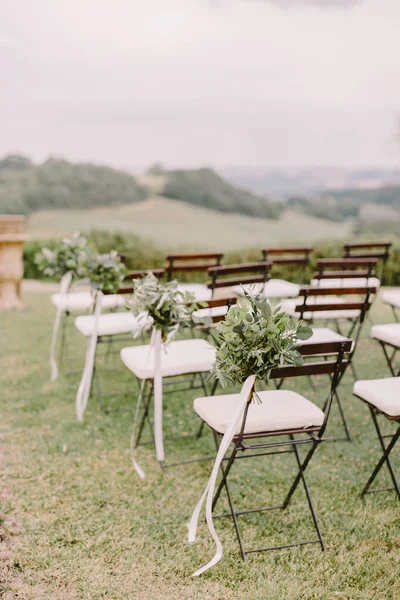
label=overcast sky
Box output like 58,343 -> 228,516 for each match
1,0 -> 400,169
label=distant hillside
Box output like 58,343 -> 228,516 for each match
0,154 -> 148,215
288,185 -> 400,222
163,168 -> 282,220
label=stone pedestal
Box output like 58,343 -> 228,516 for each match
0,215 -> 26,311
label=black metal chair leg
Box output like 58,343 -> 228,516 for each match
334,391 -> 352,441
381,342 -> 396,376
290,435 -> 324,550
211,432 -> 245,559
362,411 -> 400,500
282,441 -> 319,509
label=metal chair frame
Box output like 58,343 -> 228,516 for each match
352,394 -> 400,501
201,339 -> 351,559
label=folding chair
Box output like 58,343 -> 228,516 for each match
280,285 -> 375,440
260,246 -> 312,297
370,322 -> 400,377
208,261 -> 271,298
74,269 -> 164,418
353,377 -> 400,500
166,252 -> 223,301
380,289 -> 400,323
342,241 -> 392,281
192,338 -> 351,567
50,282 -> 125,373
311,257 -> 380,290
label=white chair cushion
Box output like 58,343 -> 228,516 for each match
120,339 -> 215,379
232,279 -> 300,299
300,327 -> 355,352
75,312 -> 136,337
51,291 -> 125,313
280,298 -> 360,321
371,323 -> 400,348
353,377 -> 400,417
310,277 -> 380,289
194,389 -> 324,435
192,305 -> 228,323
176,284 -> 212,302
381,289 -> 400,309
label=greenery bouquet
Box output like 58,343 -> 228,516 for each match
34,232 -> 90,280
81,250 -> 128,294
128,272 -> 198,343
209,291 -> 313,391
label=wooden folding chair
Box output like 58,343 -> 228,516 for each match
193,338 -> 351,560
353,377 -> 400,501
208,262 -> 271,298
280,285 -> 376,440
166,252 -> 223,302
342,241 -> 392,281
75,269 -> 164,414
262,246 -> 312,287
311,257 -> 380,290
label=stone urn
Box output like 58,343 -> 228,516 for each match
0,215 -> 26,310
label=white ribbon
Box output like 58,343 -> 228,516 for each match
76,290 -> 103,421
188,375 -> 256,577
130,328 -> 165,478
49,271 -> 73,382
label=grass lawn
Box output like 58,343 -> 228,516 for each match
1,292 -> 399,599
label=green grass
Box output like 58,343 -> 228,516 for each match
26,197 -> 353,250
1,292 -> 400,599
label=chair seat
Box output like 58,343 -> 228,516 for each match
353,377 -> 400,417
194,389 -> 324,435
51,291 -> 125,313
381,289 -> 400,309
193,305 -> 228,322
232,279 -> 300,299
120,338 -> 216,379
310,277 -> 380,289
371,323 -> 400,348
75,312 -> 136,337
280,298 -> 360,321
176,284 -> 212,302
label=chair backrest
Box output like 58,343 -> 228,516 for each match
295,284 -> 375,321
207,262 -> 271,296
342,241 -> 392,262
166,253 -> 223,281
342,241 -> 392,280
192,296 -> 238,333
261,246 -> 313,284
236,339 -> 352,442
313,257 -> 378,283
103,268 -> 165,295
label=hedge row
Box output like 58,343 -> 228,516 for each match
23,230 -> 400,286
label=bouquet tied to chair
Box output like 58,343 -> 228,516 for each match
188,290 -> 313,576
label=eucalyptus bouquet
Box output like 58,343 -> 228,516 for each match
34,232 -> 90,279
209,292 -> 313,388
129,272 -> 197,343
82,250 -> 128,294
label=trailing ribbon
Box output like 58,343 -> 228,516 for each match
188,375 -> 256,577
76,290 -> 103,421
130,328 -> 165,478
49,271 -> 73,382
